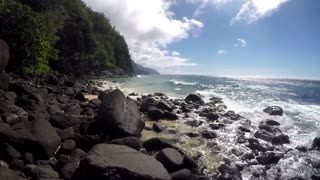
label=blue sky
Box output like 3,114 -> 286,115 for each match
84,0 -> 320,79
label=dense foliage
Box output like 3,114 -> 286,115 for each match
0,0 -> 135,76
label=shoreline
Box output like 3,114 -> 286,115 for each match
0,73 -> 320,179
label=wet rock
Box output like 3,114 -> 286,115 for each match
217,164 -> 242,180
109,136 -> 143,151
75,92 -> 86,102
143,138 -> 175,151
185,94 -> 205,105
77,144 -> 171,180
311,174 -> 320,180
158,99 -> 174,112
209,96 -> 223,104
206,112 -> 220,121
258,124 -> 274,133
155,148 -> 184,173
164,111 -> 179,120
272,134 -> 290,145
185,132 -> 200,138
237,136 -> 246,144
201,130 -> 217,139
209,124 -> 220,130
295,145 -> 308,152
256,152 -> 282,165
140,97 -> 157,112
265,119 -> 281,126
254,129 -> 274,142
153,122 -> 167,132
239,126 -> 251,132
183,154 -> 198,169
312,137 -> 320,150
0,166 -> 26,180
147,106 -> 165,120
170,168 -> 192,180
223,111 -> 242,120
248,138 -> 267,152
263,106 -> 283,116
185,120 -> 203,127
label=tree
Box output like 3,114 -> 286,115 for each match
0,0 -> 51,74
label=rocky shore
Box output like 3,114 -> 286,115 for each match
0,73 -> 320,180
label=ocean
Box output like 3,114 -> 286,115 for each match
100,74 -> 320,179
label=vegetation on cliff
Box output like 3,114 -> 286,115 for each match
0,0 -> 135,76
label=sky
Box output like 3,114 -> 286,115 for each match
83,0 -> 320,80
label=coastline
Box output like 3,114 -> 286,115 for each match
0,73 -> 320,179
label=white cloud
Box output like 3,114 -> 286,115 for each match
83,0 -> 203,72
231,0 -> 290,24
172,51 -> 181,56
234,38 -> 247,47
217,49 -> 226,55
186,0 -> 234,17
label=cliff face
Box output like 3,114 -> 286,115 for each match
1,0 -> 135,77
132,62 -> 160,75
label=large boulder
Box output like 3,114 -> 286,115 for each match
312,137 -> 320,150
155,148 -> 184,173
217,164 -> 242,180
97,89 -> 144,137
185,94 -> 205,105
263,106 -> 283,116
77,144 -> 171,180
0,40 -> 9,73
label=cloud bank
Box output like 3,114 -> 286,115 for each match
83,0 -> 202,72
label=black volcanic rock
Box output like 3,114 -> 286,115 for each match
185,94 -> 205,105
97,89 -> 145,137
77,144 -> 170,180
155,148 -> 184,173
263,106 -> 283,116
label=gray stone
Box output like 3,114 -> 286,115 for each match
155,148 -> 184,173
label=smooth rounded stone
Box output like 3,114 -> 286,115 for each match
24,164 -> 59,179
61,163 -> 78,180
183,154 -> 198,169
185,132 -> 200,138
30,119 -> 61,160
2,143 -> 21,160
61,140 -> 76,154
157,99 -> 174,112
263,106 -> 283,116
75,92 -> 86,102
312,137 -> 320,150
217,164 -> 242,180
109,136 -> 143,151
0,40 -> 9,73
143,137 -> 175,151
254,129 -> 274,142
96,89 -> 144,137
0,166 -> 26,180
70,148 -> 86,163
206,112 -> 220,121
140,97 -> 157,112
57,127 -> 75,141
57,95 -> 70,104
185,120 -> 203,127
48,105 -> 63,116
164,111 -> 179,120
209,124 -> 220,130
265,119 -> 281,126
185,94 -> 205,105
170,168 -> 192,180
272,134 -> 290,145
155,148 -> 184,173
63,103 -> 81,116
209,96 -> 223,104
295,145 -> 308,152
153,122 -> 167,132
78,144 -> 171,180
238,126 -> 251,132
258,124 -> 274,133
24,153 -> 34,164
201,130 -> 217,139
147,106 -> 165,120
49,113 -> 84,133
256,152 -> 283,165
10,159 -> 24,170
